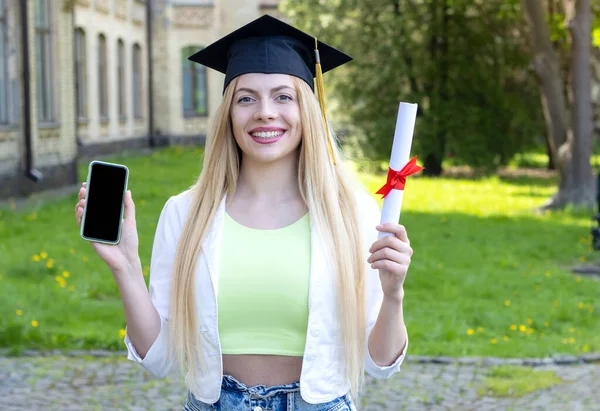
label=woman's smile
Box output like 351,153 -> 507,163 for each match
248,127 -> 287,144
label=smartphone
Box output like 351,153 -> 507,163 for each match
80,161 -> 129,245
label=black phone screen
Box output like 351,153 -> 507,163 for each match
82,163 -> 128,242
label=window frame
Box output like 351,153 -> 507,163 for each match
34,0 -> 56,124
132,43 -> 143,119
74,27 -> 88,122
0,0 -> 9,125
182,45 -> 208,118
117,38 -> 126,121
98,33 -> 108,122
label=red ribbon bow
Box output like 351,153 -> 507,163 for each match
376,156 -> 424,199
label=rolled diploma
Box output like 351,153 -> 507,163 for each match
378,102 -> 418,240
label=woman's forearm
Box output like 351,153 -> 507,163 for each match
367,294 -> 407,366
114,259 -> 161,359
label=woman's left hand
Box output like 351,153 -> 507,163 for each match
367,222 -> 413,302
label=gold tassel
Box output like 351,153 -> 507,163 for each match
315,38 -> 337,166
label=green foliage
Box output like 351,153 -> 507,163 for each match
281,0 -> 544,173
510,151 -> 600,169
593,27 -> 600,48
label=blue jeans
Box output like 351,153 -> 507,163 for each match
184,375 -> 357,411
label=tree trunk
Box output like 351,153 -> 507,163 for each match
522,0 -> 568,164
522,0 -> 595,209
543,0 -> 560,170
420,0 -> 446,178
546,137 -> 556,169
422,152 -> 443,176
561,0 -> 594,206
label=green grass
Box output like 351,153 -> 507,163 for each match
476,365 -> 563,398
508,151 -> 600,170
1,145 -> 599,357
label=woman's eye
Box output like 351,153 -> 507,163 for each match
277,95 -> 292,101
238,96 -> 253,103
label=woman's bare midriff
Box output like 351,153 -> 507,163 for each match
222,354 -> 303,387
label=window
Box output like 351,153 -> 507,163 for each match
34,0 -> 54,122
98,34 -> 108,120
0,0 -> 8,124
181,46 -> 208,116
74,28 -> 87,120
117,39 -> 126,119
132,43 -> 142,118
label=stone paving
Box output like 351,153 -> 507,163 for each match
1,354 -> 599,410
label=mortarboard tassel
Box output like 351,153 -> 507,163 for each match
314,38 -> 337,166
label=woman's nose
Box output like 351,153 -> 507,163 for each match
254,100 -> 278,120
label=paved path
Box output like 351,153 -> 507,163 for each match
1,355 -> 598,410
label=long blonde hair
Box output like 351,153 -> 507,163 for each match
168,75 -> 367,402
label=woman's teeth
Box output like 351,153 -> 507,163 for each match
251,131 -> 284,138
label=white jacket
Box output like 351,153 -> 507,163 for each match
124,187 -> 408,404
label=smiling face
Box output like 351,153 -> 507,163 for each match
230,73 -> 303,165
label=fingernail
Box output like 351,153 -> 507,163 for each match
376,224 -> 382,229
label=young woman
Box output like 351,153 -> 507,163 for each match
75,15 -> 412,411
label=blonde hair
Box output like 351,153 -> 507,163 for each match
168,76 -> 367,402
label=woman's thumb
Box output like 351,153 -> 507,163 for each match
124,190 -> 136,222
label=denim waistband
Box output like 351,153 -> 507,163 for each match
221,374 -> 301,399
185,375 -> 355,411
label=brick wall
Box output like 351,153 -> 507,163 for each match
0,0 -> 78,199
74,0 -> 149,143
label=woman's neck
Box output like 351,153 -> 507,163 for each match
235,152 -> 301,204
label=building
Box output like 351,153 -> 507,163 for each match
0,0 -> 282,199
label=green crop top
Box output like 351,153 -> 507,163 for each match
217,211 -> 311,356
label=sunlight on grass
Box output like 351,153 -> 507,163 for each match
477,365 -> 563,398
359,168 -> 560,218
509,152 -> 600,170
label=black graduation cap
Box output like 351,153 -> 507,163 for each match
188,14 -> 351,165
187,14 -> 353,92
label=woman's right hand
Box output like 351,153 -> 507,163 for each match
75,182 -> 142,276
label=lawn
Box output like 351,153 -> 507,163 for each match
508,151 -> 600,170
0,146 -> 598,358
477,365 -> 563,398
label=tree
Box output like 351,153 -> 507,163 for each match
281,0 -> 543,175
522,0 -> 594,209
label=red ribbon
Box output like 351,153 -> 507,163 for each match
376,156 -> 424,199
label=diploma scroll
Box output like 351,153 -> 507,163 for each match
377,102 -> 421,240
